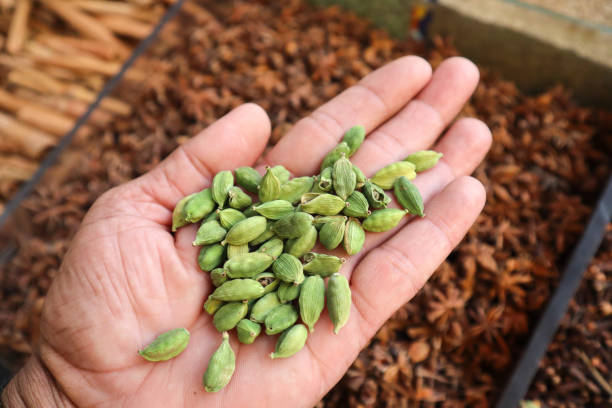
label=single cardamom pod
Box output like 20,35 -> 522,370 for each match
172,193 -> 196,232
313,215 -> 346,230
258,166 -> 281,202
210,268 -> 228,287
343,218 -> 365,255
213,302 -> 249,332
236,319 -> 261,345
270,324 -> 308,359
320,142 -> 350,171
226,243 -> 249,260
210,279 -> 265,301
228,186 -> 252,210
252,272 -> 280,294
299,276 -> 325,332
224,216 -> 267,245
203,332 -> 235,392
224,252 -> 275,278
319,215 -> 347,250
264,304 -> 299,335
193,220 -> 227,246
203,296 -> 224,315
343,191 -> 370,218
394,176 -> 425,217
218,208 -> 247,229
212,170 -> 234,208
362,208 -> 407,232
138,328 -> 190,362
370,161 -> 416,190
250,292 -> 281,323
184,188 -> 216,223
342,125 -> 366,156
363,181 -> 392,209
271,212 -> 313,238
303,252 -> 345,277
249,221 -> 275,245
300,193 -> 346,216
285,226 -> 317,258
352,164 -> 366,189
256,238 -> 284,259
332,154 -> 356,200
327,273 -> 351,334
278,176 -> 314,203
272,253 -> 305,284
235,166 -> 262,194
270,165 -> 291,184
277,281 -> 302,303
404,150 -> 443,172
311,167 -> 333,193
198,244 -> 226,271
253,200 -> 295,220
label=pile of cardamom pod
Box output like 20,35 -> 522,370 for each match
137,125 -> 442,392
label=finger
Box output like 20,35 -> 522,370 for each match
351,57 -> 480,175
351,176 -> 486,339
264,56 -> 432,175
133,103 -> 271,210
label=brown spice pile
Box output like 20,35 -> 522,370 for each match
0,0 -> 610,405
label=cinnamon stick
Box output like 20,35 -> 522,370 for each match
97,13 -> 152,39
38,34 -> 118,60
0,113 -> 55,159
6,0 -> 31,54
0,154 -> 38,181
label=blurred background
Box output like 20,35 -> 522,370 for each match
0,1 -> 610,407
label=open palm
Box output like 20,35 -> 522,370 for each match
5,56 -> 491,407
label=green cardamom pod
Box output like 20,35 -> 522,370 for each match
138,328 -> 190,362
343,218 -> 365,255
212,170 -> 234,208
362,208 -> 407,232
300,193 -> 346,216
404,150 -> 443,172
278,176 -> 314,203
319,215 -> 347,250
210,279 -> 265,301
213,302 -> 249,332
327,273 -> 351,334
203,209 -> 220,223
227,186 -> 252,210
253,272 -> 280,294
253,200 -> 295,220
264,304 -> 299,335
250,292 -> 281,323
184,188 -> 215,223
272,253 -> 305,284
270,324 -> 308,359
271,212 -> 313,238
363,181 -> 392,209
270,165 -> 291,184
210,268 -> 227,287
352,164 -> 366,189
224,216 -> 267,245
394,176 -> 425,217
236,319 -> 261,345
313,215 -> 346,230
203,332 -> 235,392
258,166 -> 281,202
332,155 -> 356,201
303,252 -> 345,277
193,220 -> 227,246
277,281 -> 302,303
226,243 -> 249,260
249,221 -> 275,245
198,244 -> 226,271
235,166 -> 262,193
218,208 -> 246,229
370,161 -> 416,190
256,238 -> 284,259
342,125 -> 366,156
299,276 -> 325,332
242,206 -> 258,217
172,193 -> 196,232
311,167 -> 333,193
285,225 -> 317,258
224,252 -> 275,278
203,296 -> 224,315
320,142 -> 350,171
343,190 -> 370,218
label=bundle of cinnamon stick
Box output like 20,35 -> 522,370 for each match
0,0 -> 167,207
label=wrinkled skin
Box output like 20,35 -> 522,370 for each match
2,56 -> 491,407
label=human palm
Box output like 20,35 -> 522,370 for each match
4,56 -> 491,407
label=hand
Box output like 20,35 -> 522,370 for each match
2,56 -> 491,407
